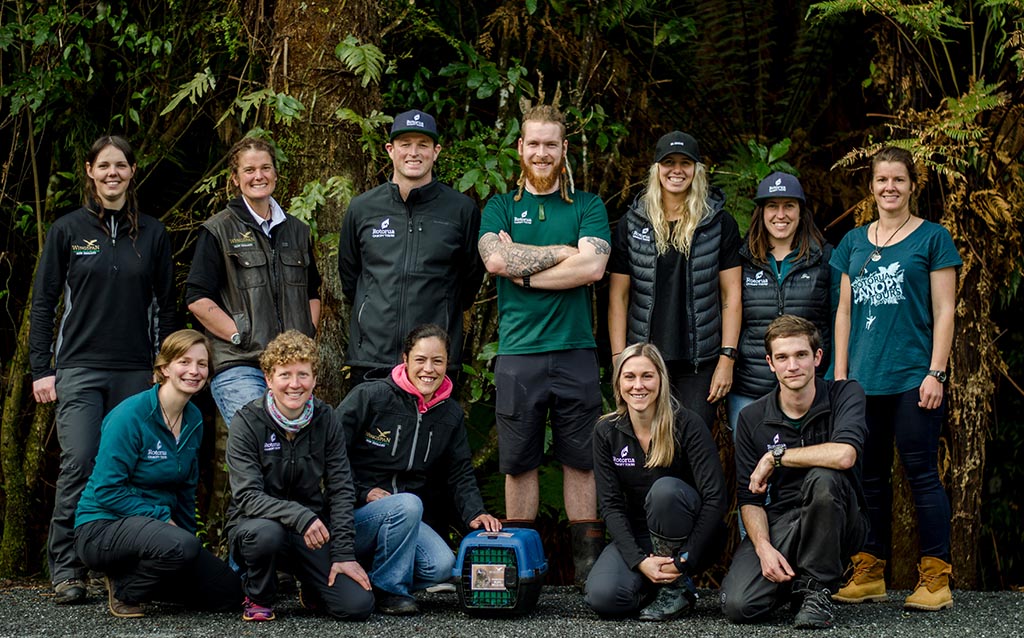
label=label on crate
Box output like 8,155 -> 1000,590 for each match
470,564 -> 507,591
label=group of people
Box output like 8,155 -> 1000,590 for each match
29,102 -> 959,629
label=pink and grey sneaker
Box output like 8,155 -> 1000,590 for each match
242,597 -> 275,622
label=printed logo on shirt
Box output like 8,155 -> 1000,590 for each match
229,230 -> 256,248
764,433 -> 781,451
852,261 -> 904,308
72,238 -> 101,256
745,270 -> 769,287
372,218 -> 397,238
612,444 -> 636,467
146,439 -> 169,460
513,210 -> 533,225
264,432 -> 282,452
364,427 -> 392,448
631,226 -> 652,242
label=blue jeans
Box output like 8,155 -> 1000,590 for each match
861,390 -> 951,561
353,493 -> 455,597
210,365 -> 266,426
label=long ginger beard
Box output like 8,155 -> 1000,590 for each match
521,153 -> 564,194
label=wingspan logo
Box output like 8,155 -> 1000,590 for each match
365,427 -> 392,448
229,231 -> 256,248
72,238 -> 101,255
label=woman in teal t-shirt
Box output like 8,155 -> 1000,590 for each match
831,147 -> 960,611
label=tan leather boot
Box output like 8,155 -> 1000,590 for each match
833,551 -> 887,603
904,556 -> 953,611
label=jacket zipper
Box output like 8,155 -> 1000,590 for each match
423,430 -> 433,463
406,412 -> 422,471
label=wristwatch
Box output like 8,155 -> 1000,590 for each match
719,346 -> 737,360
772,444 -> 786,468
927,369 -> 948,383
230,332 -> 242,345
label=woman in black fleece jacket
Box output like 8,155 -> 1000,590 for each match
585,342 -> 727,621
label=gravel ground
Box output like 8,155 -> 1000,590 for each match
1,583 -> 1022,638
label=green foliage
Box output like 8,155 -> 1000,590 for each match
713,138 -> 797,233
335,35 -> 387,87
335,108 -> 393,163
462,342 -> 499,404
287,176 -> 356,241
161,69 -> 217,115
807,0 -> 963,42
219,89 -> 306,126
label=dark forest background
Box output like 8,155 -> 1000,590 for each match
1,0 -> 1022,589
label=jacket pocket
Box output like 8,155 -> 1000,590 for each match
278,249 -> 308,287
228,250 -> 268,289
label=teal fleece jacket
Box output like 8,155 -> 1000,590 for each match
75,385 -> 203,534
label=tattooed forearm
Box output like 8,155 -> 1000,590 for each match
479,232 -> 570,277
584,237 -> 610,255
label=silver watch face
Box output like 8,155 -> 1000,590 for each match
231,333 -> 241,345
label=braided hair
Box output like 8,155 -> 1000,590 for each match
513,105 -> 574,204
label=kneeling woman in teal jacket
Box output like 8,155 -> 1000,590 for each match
74,329 -> 241,618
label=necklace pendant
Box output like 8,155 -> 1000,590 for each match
870,250 -> 882,262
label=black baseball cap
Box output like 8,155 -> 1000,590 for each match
390,109 -> 439,142
654,131 -> 700,164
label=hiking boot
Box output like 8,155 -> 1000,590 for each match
833,552 -> 887,603
904,556 -> 953,611
242,596 -> 276,621
569,520 -> 606,590
52,578 -> 87,605
376,592 -> 419,615
638,533 -> 697,621
104,577 -> 144,618
793,579 -> 834,629
639,574 -> 698,621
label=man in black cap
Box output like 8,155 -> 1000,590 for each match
339,109 -> 484,385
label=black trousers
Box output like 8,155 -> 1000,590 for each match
720,468 -> 868,624
75,517 -> 241,609
231,518 -> 374,620
584,477 -> 710,617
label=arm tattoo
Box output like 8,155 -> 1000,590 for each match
479,232 -> 566,277
584,237 -> 610,255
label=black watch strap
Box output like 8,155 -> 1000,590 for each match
522,274 -> 531,288
719,346 -> 737,360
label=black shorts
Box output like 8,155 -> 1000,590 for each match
494,349 -> 602,475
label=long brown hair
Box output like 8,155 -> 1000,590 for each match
84,135 -> 140,241
606,342 -> 679,468
746,200 -> 825,265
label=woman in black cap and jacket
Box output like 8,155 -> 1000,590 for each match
608,132 -> 742,430
727,172 -> 834,434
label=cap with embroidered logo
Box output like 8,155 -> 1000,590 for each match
754,171 -> 805,204
390,109 -> 439,142
654,131 -> 700,164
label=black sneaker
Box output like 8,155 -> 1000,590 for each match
793,581 -> 835,629
53,578 -> 87,605
375,592 -> 419,615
